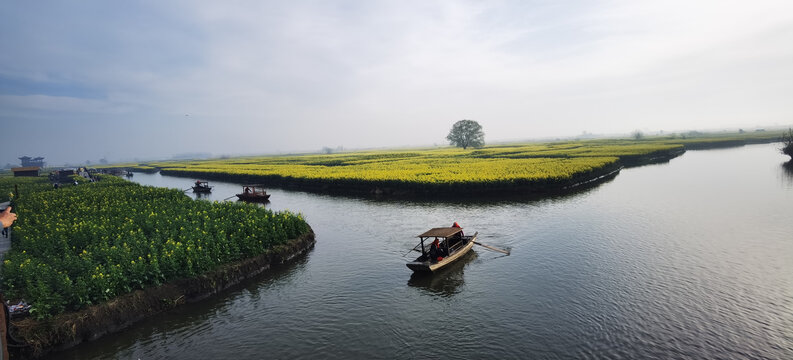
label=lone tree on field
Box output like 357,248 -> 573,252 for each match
447,119 -> 485,149
782,128 -> 793,159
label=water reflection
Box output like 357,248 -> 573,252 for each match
194,191 -> 211,199
780,161 -> 793,188
407,251 -> 477,297
782,160 -> 793,174
46,247 -> 314,360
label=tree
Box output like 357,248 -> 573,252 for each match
782,128 -> 793,159
446,120 -> 485,149
632,130 -> 644,140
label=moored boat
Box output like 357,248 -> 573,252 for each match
406,225 -> 477,273
236,184 -> 271,202
192,180 -> 213,193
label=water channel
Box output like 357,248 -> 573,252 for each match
52,143 -> 793,359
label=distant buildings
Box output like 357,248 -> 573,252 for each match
11,166 -> 40,177
18,156 -> 45,167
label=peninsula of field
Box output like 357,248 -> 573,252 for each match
120,132 -> 783,196
0,175 -> 314,356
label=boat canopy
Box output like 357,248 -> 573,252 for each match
418,227 -> 463,238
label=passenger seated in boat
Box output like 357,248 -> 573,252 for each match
429,238 -> 446,262
244,187 -> 251,194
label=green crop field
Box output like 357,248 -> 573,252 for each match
1,175 -> 309,318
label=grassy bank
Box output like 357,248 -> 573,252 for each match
2,175 -> 311,319
10,231 -> 315,358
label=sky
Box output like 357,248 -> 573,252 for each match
2,0 -> 793,166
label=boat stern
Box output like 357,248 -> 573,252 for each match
406,261 -> 432,272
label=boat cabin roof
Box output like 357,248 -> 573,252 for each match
418,227 -> 463,238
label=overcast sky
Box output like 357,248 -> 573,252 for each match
2,0 -> 793,166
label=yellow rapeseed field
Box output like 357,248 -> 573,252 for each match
136,140 -> 683,189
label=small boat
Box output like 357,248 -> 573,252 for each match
192,180 -> 213,193
406,225 -> 477,273
236,184 -> 271,202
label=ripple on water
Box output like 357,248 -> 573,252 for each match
50,144 -> 793,359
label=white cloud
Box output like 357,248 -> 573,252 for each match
1,0 -> 793,164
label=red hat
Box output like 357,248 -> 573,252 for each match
452,222 -> 461,228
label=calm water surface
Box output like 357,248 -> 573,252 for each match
53,144 -> 793,359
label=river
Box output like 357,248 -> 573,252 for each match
51,143 -> 793,359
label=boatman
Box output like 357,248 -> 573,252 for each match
452,222 -> 464,236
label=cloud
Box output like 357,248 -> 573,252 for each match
1,0 -> 793,164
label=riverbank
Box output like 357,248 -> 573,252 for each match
153,145 -> 688,198
102,132 -> 789,199
160,160 -> 632,198
9,229 -> 315,359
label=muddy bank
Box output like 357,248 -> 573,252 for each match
618,148 -> 686,167
9,230 -> 315,359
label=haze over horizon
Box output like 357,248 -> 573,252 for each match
2,1 -> 793,166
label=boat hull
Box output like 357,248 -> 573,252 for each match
406,234 -> 476,273
192,186 -> 212,193
236,194 -> 271,202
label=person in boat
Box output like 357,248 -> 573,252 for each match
244,187 -> 251,194
195,180 -> 201,187
452,221 -> 464,236
429,238 -> 446,262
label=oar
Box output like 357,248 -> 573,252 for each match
222,194 -> 238,201
473,241 -> 511,255
182,188 -> 192,192
403,243 -> 424,257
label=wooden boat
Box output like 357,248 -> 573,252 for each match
192,181 -> 213,193
406,226 -> 477,273
236,184 -> 271,202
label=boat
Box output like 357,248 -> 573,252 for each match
192,180 -> 213,193
236,184 -> 271,202
406,225 -> 477,273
